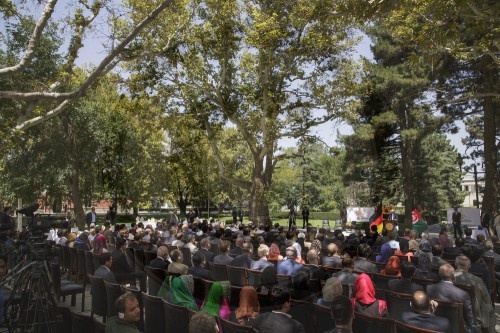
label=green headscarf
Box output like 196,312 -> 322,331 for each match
158,275 -> 174,299
169,276 -> 198,311
201,281 -> 231,317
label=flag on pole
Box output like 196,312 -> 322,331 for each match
411,209 -> 428,234
369,200 -> 384,233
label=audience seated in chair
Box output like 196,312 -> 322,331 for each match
189,252 -> 213,280
105,292 -> 141,333
387,261 -> 423,294
148,246 -> 170,270
325,295 -> 355,333
201,281 -> 231,320
401,291 -> 449,332
352,273 -> 388,317
317,277 -> 343,308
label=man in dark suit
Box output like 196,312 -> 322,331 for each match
248,286 -> 305,333
148,246 -> 170,270
322,243 -> 342,268
277,247 -> 303,276
94,253 -> 117,283
213,240 -> 233,265
402,291 -> 449,332
111,237 -> 146,291
388,261 -> 423,294
188,252 -> 213,280
230,243 -> 254,269
452,207 -> 462,239
443,237 -> 465,254
298,250 -> 328,281
426,264 -> 475,331
332,257 -> 359,286
325,295 -> 354,333
353,244 -> 378,273
229,237 -> 244,256
431,244 -> 448,270
198,238 -> 215,263
86,207 -> 97,227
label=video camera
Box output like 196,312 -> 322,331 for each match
17,203 -> 69,233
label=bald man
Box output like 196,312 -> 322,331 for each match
402,291 -> 449,332
322,243 -> 342,268
426,264 -> 474,331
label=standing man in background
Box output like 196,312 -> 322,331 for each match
86,207 -> 97,228
451,207 -> 462,238
301,207 -> 309,228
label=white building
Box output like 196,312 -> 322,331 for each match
461,173 -> 484,207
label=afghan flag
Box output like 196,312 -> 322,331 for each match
369,200 -> 384,233
411,209 -> 428,234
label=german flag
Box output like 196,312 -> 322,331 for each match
369,200 -> 384,233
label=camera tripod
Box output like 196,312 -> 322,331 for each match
1,249 -> 61,333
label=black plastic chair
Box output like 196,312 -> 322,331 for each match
385,290 -> 412,322
49,262 -> 85,311
193,277 -> 207,308
134,248 -> 145,272
70,311 -> 94,333
68,246 -> 79,282
352,310 -> 395,333
433,299 -> 464,333
312,303 -> 334,332
227,266 -> 247,286
93,317 -> 106,333
125,248 -> 136,271
104,280 -> 124,319
144,250 -> 157,267
88,275 -> 107,322
76,249 -> 87,283
84,250 -> 95,276
145,265 -> 166,296
163,300 -> 190,332
208,262 -> 228,281
289,299 -> 314,333
142,292 -> 166,333
218,316 -> 256,333
373,273 -> 400,291
246,269 -> 262,289
180,247 -> 193,267
394,320 -> 442,333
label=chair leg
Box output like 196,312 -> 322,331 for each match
81,292 -> 85,312
71,294 -> 76,306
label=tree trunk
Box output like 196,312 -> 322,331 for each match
248,173 -> 271,225
480,57 -> 498,212
70,171 -> 85,230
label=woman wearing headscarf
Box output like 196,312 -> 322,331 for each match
394,238 -> 413,262
316,277 -> 343,307
375,242 -> 392,264
438,228 -> 451,248
380,256 -> 402,277
169,275 -> 198,311
157,275 -> 175,299
233,286 -> 260,325
351,273 -> 388,317
413,253 -> 439,280
267,244 -> 283,261
201,281 -> 231,320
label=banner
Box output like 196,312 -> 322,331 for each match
347,207 -> 374,223
446,208 -> 480,226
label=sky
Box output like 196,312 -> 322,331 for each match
2,1 -> 467,156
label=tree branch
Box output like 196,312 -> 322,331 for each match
0,0 -> 58,78
0,0 -> 174,101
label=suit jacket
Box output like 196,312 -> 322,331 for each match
426,281 -> 474,327
198,248 -> 215,263
387,278 -> 424,294
188,265 -> 213,280
443,246 -> 463,254
94,265 -> 117,284
402,311 -> 450,333
298,264 -> 328,281
332,269 -> 359,285
353,258 -> 378,273
86,212 -> 96,225
230,254 -> 254,269
322,255 -> 342,268
248,311 -> 305,333
229,247 -> 243,256
111,250 -> 133,277
431,256 -> 448,270
455,270 -> 494,330
214,254 -> 233,266
148,257 -> 169,270
277,258 -> 303,276
250,258 -> 274,271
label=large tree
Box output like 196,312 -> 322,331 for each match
124,0 -> 360,224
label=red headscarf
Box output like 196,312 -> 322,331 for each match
380,256 -> 401,277
268,243 -> 282,260
352,273 -> 387,315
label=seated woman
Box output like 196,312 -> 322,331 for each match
201,281 -> 231,320
413,253 -> 439,281
380,256 -> 401,277
375,242 -> 392,264
351,273 -> 388,317
233,286 -> 260,325
394,239 -> 413,262
168,275 -> 198,311
267,243 -> 284,261
316,277 -> 342,307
